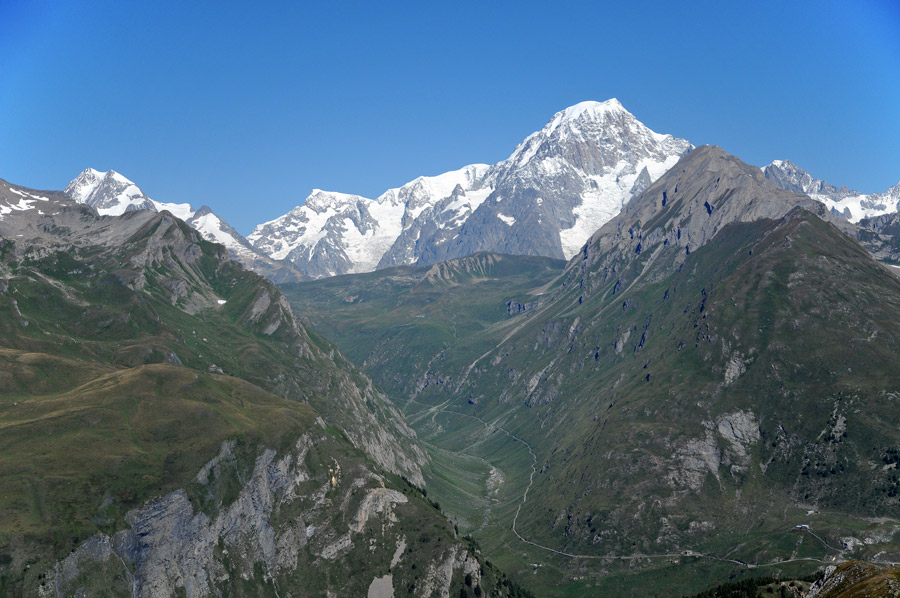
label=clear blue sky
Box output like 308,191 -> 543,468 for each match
2,0 -> 898,234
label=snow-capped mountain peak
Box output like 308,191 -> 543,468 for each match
63,168 -> 303,282
502,99 -> 688,176
395,164 -> 489,205
64,168 -> 153,215
469,99 -> 692,258
304,189 -> 368,211
553,98 -> 625,126
247,164 -> 492,277
65,168 -> 194,222
249,100 -> 693,277
763,160 -> 900,222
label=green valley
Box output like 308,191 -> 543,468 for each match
283,148 -> 900,596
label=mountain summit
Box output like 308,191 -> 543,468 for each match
764,159 -> 900,222
65,168 -> 160,215
444,99 -> 692,262
248,100 -> 692,278
573,145 -> 824,284
64,169 -> 304,282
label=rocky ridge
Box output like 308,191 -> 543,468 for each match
568,145 -> 829,295
64,168 -> 304,282
806,561 -> 900,598
764,159 -> 900,222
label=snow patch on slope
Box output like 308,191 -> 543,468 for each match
497,213 -> 515,226
150,199 -> 194,221
0,186 -> 53,220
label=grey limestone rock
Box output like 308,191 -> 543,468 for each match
41,436 -> 467,597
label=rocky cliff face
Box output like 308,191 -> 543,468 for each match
39,432 -> 487,598
856,211 -> 900,263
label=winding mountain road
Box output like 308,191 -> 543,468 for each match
405,395 -> 851,570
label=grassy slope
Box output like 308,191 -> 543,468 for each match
282,252 -> 566,407
0,216 -> 322,575
499,210 -> 900,540
0,360 -> 314,557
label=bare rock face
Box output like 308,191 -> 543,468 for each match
566,146 -> 833,299
40,435 -> 469,597
855,211 -> 900,264
670,411 -> 760,490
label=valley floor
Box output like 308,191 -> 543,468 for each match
405,394 -> 898,597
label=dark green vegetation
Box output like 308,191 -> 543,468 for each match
682,572 -> 820,598
283,148 -> 900,596
0,185 -> 523,597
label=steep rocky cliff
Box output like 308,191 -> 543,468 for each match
38,429 -> 491,598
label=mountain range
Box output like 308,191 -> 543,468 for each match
5,98 -> 900,596
64,168 -> 306,283
764,159 -> 900,221
283,146 -> 900,596
248,99 -> 693,278
57,101 -> 900,285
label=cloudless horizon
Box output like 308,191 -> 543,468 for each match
2,0 -> 899,235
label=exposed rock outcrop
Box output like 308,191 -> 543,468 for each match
41,435 -> 469,597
